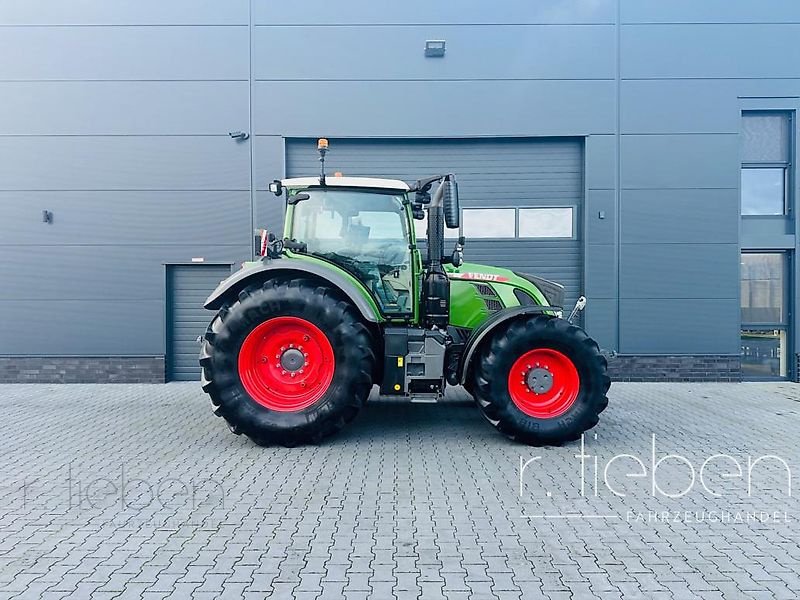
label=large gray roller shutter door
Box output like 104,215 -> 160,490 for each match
167,264 -> 232,382
286,138 -> 583,308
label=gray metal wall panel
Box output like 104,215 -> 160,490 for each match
0,26 -> 248,80
0,1 -> 249,25
584,298 -> 617,351
585,135 -> 616,190
254,25 -> 615,81
0,300 -> 164,355
0,3 -> 250,362
620,134 -> 740,190
621,0 -> 800,24
621,80 -> 741,135
0,192 -> 250,246
621,189 -> 739,245
0,246 -> 247,301
620,244 -> 739,299
741,220 -> 796,251
253,80 -> 616,137
255,190 -> 287,242
253,136 -> 286,191
167,264 -> 232,381
255,0 -> 616,25
0,137 -> 249,191
621,24 -> 800,79
286,137 -> 584,309
585,244 -> 616,299
0,81 -> 249,135
586,190 -> 615,245
620,299 -> 740,355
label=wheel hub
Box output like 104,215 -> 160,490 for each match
507,348 -> 580,418
237,316 -> 335,412
280,348 -> 305,372
526,367 -> 553,394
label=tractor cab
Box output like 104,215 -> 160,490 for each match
280,179 -> 416,316
266,141 -> 463,329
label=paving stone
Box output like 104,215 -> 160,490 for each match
0,382 -> 798,600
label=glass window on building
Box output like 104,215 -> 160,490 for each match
740,253 -> 789,378
518,208 -> 574,238
741,112 -> 792,215
462,208 -> 516,238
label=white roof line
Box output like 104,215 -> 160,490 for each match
282,176 -> 410,191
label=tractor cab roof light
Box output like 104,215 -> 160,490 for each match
317,138 -> 329,185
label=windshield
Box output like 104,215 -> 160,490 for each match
290,189 -> 413,315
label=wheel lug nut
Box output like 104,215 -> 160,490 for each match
281,370 -> 287,375
290,372 -> 296,378
298,369 -> 304,374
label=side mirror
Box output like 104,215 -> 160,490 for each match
287,192 -> 310,205
442,175 -> 460,229
451,236 -> 465,268
269,180 -> 283,196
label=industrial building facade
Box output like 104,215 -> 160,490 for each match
1,1 -> 798,382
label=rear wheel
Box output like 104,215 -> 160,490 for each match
471,316 -> 610,445
200,279 -> 375,446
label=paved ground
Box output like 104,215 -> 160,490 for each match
0,382 -> 799,600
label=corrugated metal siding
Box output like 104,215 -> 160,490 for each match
285,138 -> 584,309
0,9 -> 251,358
166,264 -> 231,382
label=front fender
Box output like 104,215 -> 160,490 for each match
458,305 -> 560,384
204,259 -> 382,323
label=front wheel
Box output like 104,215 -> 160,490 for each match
471,316 -> 610,446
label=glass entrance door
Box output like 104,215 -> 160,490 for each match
740,253 -> 791,379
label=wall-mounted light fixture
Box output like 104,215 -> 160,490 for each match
42,210 -> 53,224
425,40 -> 446,57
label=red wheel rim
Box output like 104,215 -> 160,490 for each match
237,316 -> 335,412
507,348 -> 580,418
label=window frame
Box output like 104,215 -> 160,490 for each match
740,250 -> 792,380
740,110 -> 794,217
439,204 -> 580,241
517,206 -> 577,240
461,206 -> 517,239
740,164 -> 789,217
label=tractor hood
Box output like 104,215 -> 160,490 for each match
444,262 -> 565,309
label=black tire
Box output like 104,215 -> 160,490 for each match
199,278 -> 375,446
471,315 -> 610,446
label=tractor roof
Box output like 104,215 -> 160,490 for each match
281,176 -> 410,192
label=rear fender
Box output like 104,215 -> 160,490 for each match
203,260 -> 382,323
458,305 -> 560,384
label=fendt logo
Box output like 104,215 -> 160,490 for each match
448,272 -> 509,283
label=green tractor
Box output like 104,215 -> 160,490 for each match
200,139 -> 610,446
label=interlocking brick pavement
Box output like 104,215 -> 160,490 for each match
0,382 -> 798,599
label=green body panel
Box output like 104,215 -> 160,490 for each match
274,186 -> 556,333
444,262 -> 553,329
